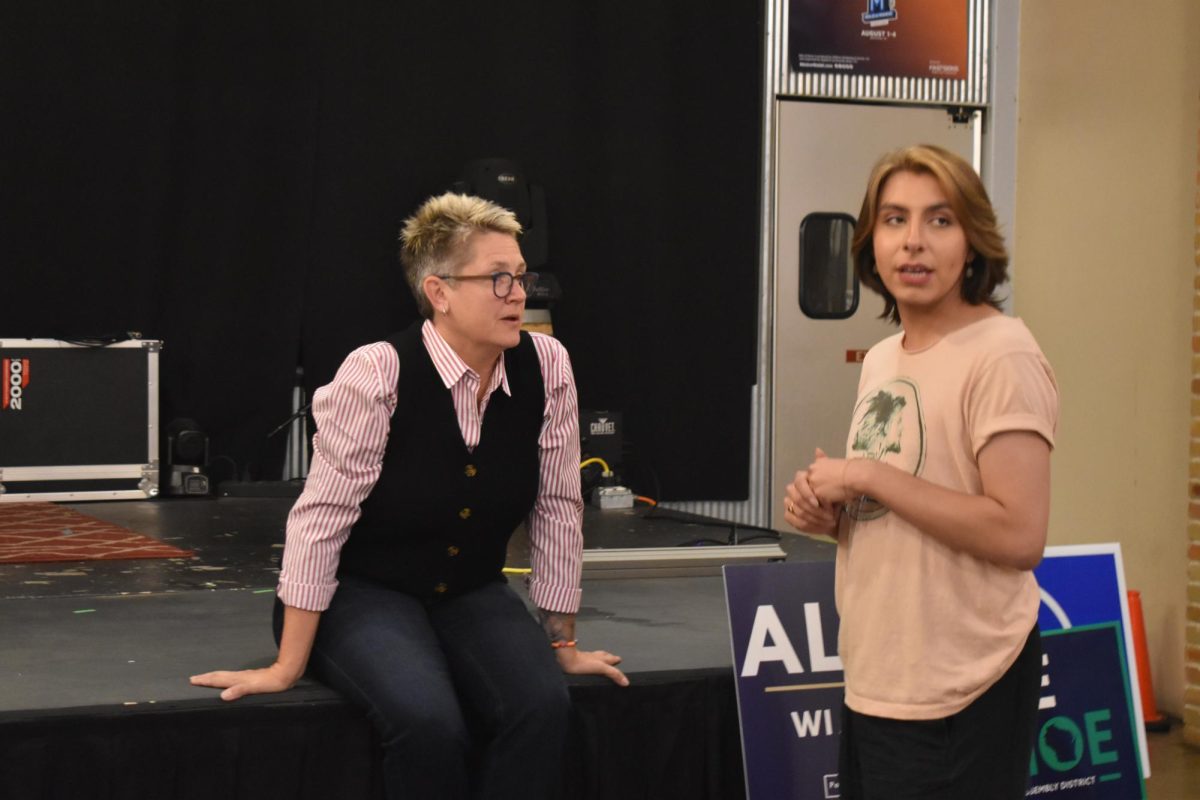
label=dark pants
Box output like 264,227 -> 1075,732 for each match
838,626 -> 1041,800
275,577 -> 570,800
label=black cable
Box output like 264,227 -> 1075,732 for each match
677,538 -> 731,547
730,532 -> 782,545
654,509 -> 781,547
615,437 -> 782,544
207,455 -> 240,483
726,523 -> 781,545
59,333 -> 138,348
650,506 -> 776,534
620,437 -> 663,507
579,461 -> 606,503
676,528 -> 780,548
268,402 -> 312,439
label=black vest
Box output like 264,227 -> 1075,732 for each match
337,323 -> 545,600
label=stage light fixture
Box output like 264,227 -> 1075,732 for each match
165,418 -> 211,496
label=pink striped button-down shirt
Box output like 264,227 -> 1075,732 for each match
277,320 -> 584,614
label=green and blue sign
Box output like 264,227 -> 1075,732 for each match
1028,623 -> 1145,797
1035,544 -> 1150,781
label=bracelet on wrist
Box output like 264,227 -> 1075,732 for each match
550,639 -> 577,650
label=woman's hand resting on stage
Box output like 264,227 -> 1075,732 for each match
189,662 -> 302,702
190,604 -> 318,701
539,607 -> 629,686
555,645 -> 629,686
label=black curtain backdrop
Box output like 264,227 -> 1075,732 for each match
2,2 -> 762,501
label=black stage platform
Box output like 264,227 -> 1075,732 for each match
0,498 -> 834,800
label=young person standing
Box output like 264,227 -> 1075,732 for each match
783,145 -> 1059,799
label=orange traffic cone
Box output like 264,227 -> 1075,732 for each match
1127,590 -> 1169,732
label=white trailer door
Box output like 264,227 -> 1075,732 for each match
770,100 -> 977,531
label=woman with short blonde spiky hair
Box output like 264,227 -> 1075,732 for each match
399,192 -> 523,319
783,146 -> 1059,799
193,191 -> 628,800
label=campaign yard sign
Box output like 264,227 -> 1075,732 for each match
724,561 -> 843,800
1028,624 -> 1145,798
726,546 -> 1148,799
1034,544 -> 1150,779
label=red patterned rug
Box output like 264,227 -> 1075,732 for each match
0,502 -> 193,564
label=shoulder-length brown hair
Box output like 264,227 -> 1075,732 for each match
851,144 -> 1008,325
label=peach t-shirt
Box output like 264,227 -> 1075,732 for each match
835,314 -> 1059,720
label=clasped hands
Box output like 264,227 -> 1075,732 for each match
783,447 -> 858,538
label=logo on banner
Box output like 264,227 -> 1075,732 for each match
2,357 -> 29,410
589,417 -> 616,436
862,0 -> 898,26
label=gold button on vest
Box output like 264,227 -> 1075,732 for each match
447,545 -> 460,557
464,464 -> 478,477
434,582 -> 448,594
458,508 -> 472,520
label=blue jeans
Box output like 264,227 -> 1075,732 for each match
276,577 -> 570,800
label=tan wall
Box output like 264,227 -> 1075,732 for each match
1015,0 -> 1200,716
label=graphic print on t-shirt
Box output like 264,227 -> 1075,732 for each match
845,377 -> 925,521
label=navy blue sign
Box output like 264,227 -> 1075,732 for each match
1034,545 -> 1150,777
1035,551 -> 1124,632
725,561 -> 843,800
1029,624 -> 1145,798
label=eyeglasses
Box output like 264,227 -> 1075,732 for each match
436,271 -> 539,299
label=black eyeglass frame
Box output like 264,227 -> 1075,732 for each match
435,271 -> 539,299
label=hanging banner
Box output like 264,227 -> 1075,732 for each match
788,0 -> 969,81
724,561 -> 843,800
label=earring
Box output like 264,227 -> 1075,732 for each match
965,266 -> 974,279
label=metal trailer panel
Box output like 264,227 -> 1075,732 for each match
768,101 -> 976,533
667,2 -> 995,529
